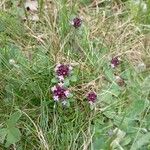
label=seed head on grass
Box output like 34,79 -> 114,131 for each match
115,75 -> 126,87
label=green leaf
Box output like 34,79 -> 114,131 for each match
0,126 -> 22,147
70,75 -> 77,82
5,127 -> 21,147
121,136 -> 131,146
114,116 -> 137,133
51,77 -> 58,83
69,98 -> 75,102
103,110 -> 116,119
66,101 -> 70,107
7,111 -> 22,127
103,83 -> 121,98
142,76 -> 150,96
93,137 -> 109,150
101,91 -> 113,104
130,133 -> 150,150
63,79 -> 70,87
127,99 -> 147,118
109,83 -> 121,97
121,69 -> 132,80
104,68 -> 115,82
0,128 -> 7,143
68,93 -> 73,98
90,104 -> 95,110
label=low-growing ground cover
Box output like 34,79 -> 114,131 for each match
0,0 -> 150,149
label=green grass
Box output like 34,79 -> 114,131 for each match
0,0 -> 150,150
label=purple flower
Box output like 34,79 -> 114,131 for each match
87,91 -> 97,104
51,83 -> 70,102
111,57 -> 120,68
55,64 -> 72,81
71,17 -> 82,28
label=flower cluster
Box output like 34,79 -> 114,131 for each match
51,64 -> 73,105
111,57 -> 120,68
87,91 -> 97,105
50,18 -> 97,105
51,83 -> 70,105
50,17 -> 125,107
71,17 -> 82,28
51,63 -> 98,106
54,64 -> 72,81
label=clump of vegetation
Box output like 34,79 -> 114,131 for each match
0,0 -> 150,150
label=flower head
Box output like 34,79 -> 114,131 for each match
55,64 -> 72,81
87,91 -> 97,104
71,17 -> 82,28
111,57 -> 120,68
51,84 -> 70,101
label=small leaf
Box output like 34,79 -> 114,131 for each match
104,68 -> 115,82
103,110 -> 116,119
93,137 -> 109,150
66,101 -> 70,107
90,104 -> 95,110
70,75 -> 77,82
63,79 -> 70,87
110,83 -> 121,97
130,133 -> 150,150
5,127 -> 21,147
142,76 -> 150,96
0,128 -> 7,143
114,116 -> 137,133
121,136 -> 131,146
69,98 -> 75,102
121,69 -> 132,80
101,91 -> 113,104
68,93 -> 73,98
7,111 -> 22,127
51,77 -> 58,83
127,99 -> 146,118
